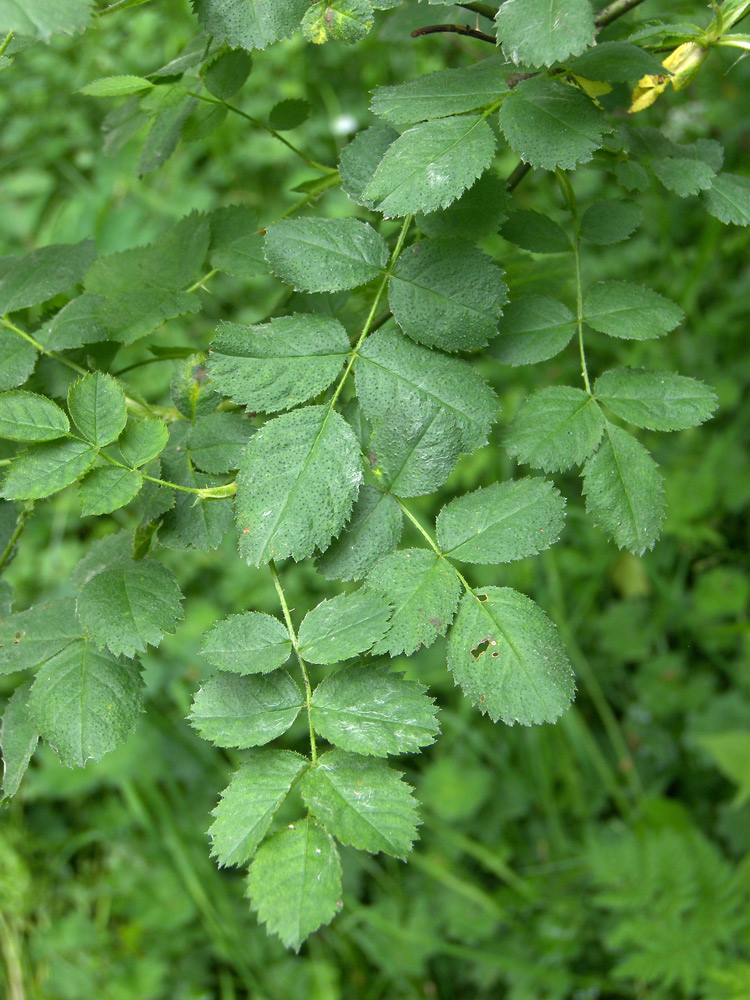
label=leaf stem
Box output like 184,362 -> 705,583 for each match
0,30 -> 14,56
595,0 -> 648,29
186,91 -> 336,174
457,2 -> 497,19
329,214 -> 412,411
269,560 -> 317,763
394,496 -> 476,597
411,23 -> 496,43
556,170 -> 592,396
0,501 -> 35,574
186,268 -> 218,294
2,315 -> 86,376
97,449 -> 235,498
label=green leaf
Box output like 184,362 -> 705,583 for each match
40,294 -> 111,350
67,373 -> 127,446
651,156 -> 716,198
1,439 -> 98,501
192,0 -> 308,50
505,386 -> 605,471
0,330 -> 36,391
27,638 -> 144,768
594,369 -> 718,431
496,0 -> 594,67
567,41 -> 663,81
447,586 -> 575,725
297,589 -> 393,664
355,325 -> 498,452
698,731 -> 750,806
0,598 -> 81,676
436,479 -> 565,564
499,78 -> 611,171
159,424 -> 233,552
579,200 -> 642,245
488,295 -> 577,366
1,681 -> 38,799
310,663 -> 439,757
316,486 -> 402,582
583,281 -> 683,340
118,418 -> 169,468
78,466 -> 144,516
417,171 -> 510,242
301,0 -> 374,44
501,210 -> 572,253
369,393 -> 462,497
0,240 -> 95,314
388,238 -> 507,352
367,548 -> 461,656
703,172 -> 750,226
301,750 -> 419,857
370,61 -> 509,126
235,405 -> 361,566
208,205 -> 266,279
79,75 -> 154,97
84,213 -> 209,343
170,353 -> 221,421
582,423 -> 664,554
76,557 -> 184,658
0,391 -> 69,442
209,750 -> 309,867
203,48 -> 253,99
246,818 -> 342,951
362,115 -> 496,217
0,0 -> 92,40
268,98 -> 311,131
190,671 -> 303,748
202,611 -> 292,675
186,413 -> 255,473
208,315 -> 350,413
264,218 -> 388,292
339,124 -> 399,208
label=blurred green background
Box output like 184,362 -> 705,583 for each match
1,2 -> 750,997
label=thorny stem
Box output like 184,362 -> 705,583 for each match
186,91 -> 337,174
556,170 -> 592,396
394,497 -> 475,598
269,560 -> 317,763
0,502 -> 35,574
97,449 -> 236,499
186,268 -> 218,294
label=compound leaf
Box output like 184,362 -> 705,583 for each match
580,200 -> 643,245
27,638 -> 144,768
0,239 -> 95,314
388,238 -> 506,352
594,369 -> 718,431
301,0 -> 374,44
298,589 -> 393,664
505,386 -> 605,471
264,218 -> 388,292
703,172 -> 750,227
583,281 -> 683,340
436,479 -> 566,564
582,423 -> 664,554
1,680 -> 39,799
246,818 -> 341,951
0,598 -> 81,676
78,466 -> 144,516
202,611 -> 292,675
76,557 -> 184,658
208,315 -> 350,412
118,418 -> 169,468
496,0 -> 594,67
367,548 -> 461,656
499,78 -> 611,171
310,663 -> 439,757
187,413 -> 255,474
0,391 -> 69,442
447,586 -> 575,725
203,48 -> 253,99
488,295 -> 576,366
300,749 -> 419,858
371,62 -> 509,126
369,393 -> 462,497
235,405 -> 361,566
316,486 -> 402,582
68,372 -> 127,447
355,325 -> 497,452
1,440 -> 98,501
501,210 -> 572,254
339,124 -> 399,208
362,115 -> 496,217
189,671 -> 303,748
209,750 -> 309,867
0,330 -> 36,391
192,0 -> 309,50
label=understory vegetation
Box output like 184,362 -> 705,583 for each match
1,1 -> 750,997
